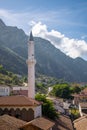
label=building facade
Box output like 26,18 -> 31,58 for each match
0,86 -> 10,96
0,95 -> 42,121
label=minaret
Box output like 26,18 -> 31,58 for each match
27,31 -> 36,98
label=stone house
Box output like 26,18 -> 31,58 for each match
0,95 -> 42,121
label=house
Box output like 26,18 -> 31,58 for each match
20,117 -> 55,130
0,95 -> 42,121
73,115 -> 87,130
73,88 -> 87,105
0,115 -> 54,130
0,86 -> 10,96
79,102 -> 87,116
0,114 -> 26,130
73,88 -> 87,116
12,86 -> 28,96
53,114 -> 74,130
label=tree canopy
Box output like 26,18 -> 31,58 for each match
50,83 -> 72,99
35,93 -> 58,120
50,83 -> 82,99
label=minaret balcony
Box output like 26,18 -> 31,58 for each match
26,59 -> 36,65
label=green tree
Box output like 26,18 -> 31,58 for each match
50,83 -> 71,99
70,86 -> 81,94
35,93 -> 58,120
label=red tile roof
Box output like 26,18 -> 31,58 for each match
0,95 -> 41,107
80,103 -> 87,108
53,114 -> 74,130
0,114 -> 26,130
74,116 -> 87,130
13,90 -> 28,97
20,117 -> 55,130
82,88 -> 87,94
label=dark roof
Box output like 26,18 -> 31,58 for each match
53,114 -> 74,130
20,117 -> 55,130
0,114 -> 26,130
0,95 -> 41,107
29,31 -> 34,41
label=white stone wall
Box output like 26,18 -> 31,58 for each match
13,86 -> 28,90
34,105 -> 42,118
0,87 -> 10,96
79,104 -> 83,116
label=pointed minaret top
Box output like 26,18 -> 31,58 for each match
29,31 -> 34,41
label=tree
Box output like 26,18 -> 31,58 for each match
35,93 -> 58,120
50,83 -> 72,99
70,86 -> 81,94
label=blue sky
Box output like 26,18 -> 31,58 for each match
0,0 -> 87,39
0,0 -> 87,60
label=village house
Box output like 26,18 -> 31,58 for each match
79,102 -> 87,116
73,115 -> 87,130
20,117 -> 55,130
53,114 -> 74,130
0,114 -> 54,130
12,86 -> 28,96
73,88 -> 87,116
73,88 -> 87,105
0,86 -> 10,96
0,114 -> 26,130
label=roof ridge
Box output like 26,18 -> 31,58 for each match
73,115 -> 87,123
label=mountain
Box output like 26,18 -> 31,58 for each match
0,19 -> 87,82
0,44 -> 27,75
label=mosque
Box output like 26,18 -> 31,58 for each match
0,31 -> 42,121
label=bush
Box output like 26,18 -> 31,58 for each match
35,93 -> 58,120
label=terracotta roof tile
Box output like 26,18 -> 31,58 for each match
82,88 -> 87,94
13,90 -> 28,96
0,114 -> 26,130
80,103 -> 87,108
0,95 -> 41,106
21,117 -> 55,130
53,114 -> 74,130
74,116 -> 87,130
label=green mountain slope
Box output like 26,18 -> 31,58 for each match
0,19 -> 87,82
0,44 -> 27,75
0,65 -> 23,86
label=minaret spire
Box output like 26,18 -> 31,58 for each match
26,31 -> 36,99
29,31 -> 34,41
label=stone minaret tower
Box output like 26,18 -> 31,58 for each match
27,31 -> 36,99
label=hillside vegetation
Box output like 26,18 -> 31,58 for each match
0,65 -> 23,86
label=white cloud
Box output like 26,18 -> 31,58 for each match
0,9 -> 60,34
32,22 -> 87,60
1,8 -> 85,35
